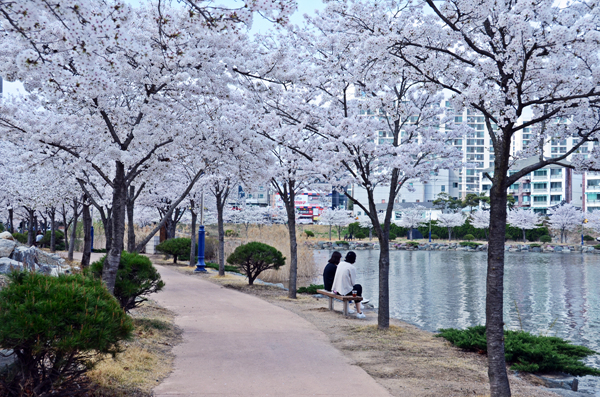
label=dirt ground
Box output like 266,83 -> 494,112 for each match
167,262 -> 563,397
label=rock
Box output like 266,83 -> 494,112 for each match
10,246 -> 38,271
531,247 -> 542,252
0,231 -> 14,241
0,258 -> 24,274
0,239 -> 16,258
554,246 -> 563,252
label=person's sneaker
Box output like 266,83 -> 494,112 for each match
356,312 -> 366,319
348,307 -> 356,314
361,299 -> 370,305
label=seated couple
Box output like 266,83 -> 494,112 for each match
323,251 -> 366,319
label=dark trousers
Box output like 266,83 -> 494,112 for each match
345,284 -> 362,297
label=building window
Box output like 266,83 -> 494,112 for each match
441,185 -> 445,192
550,169 -> 562,176
533,196 -> 547,202
533,183 -> 547,189
534,170 -> 547,177
453,182 -> 459,188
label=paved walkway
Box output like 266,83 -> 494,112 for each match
152,265 -> 392,397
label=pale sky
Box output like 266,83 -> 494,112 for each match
2,0 -> 326,97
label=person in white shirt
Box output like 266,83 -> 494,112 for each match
331,251 -> 365,319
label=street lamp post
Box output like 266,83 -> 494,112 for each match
195,191 -> 207,273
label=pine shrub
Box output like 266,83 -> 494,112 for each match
304,230 -> 315,237
12,232 -> 27,244
354,231 -> 367,239
459,241 -> 481,248
90,252 -> 165,312
298,284 -> 324,294
431,234 -> 439,240
463,234 -> 475,241
540,235 -> 552,243
155,238 -> 191,263
389,232 -> 397,240
437,325 -> 600,376
583,235 -> 595,242
0,272 -> 133,396
227,242 -> 285,285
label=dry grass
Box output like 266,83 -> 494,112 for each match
244,224 -> 317,284
86,301 -> 182,397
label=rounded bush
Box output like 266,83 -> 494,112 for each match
354,231 -> 367,240
12,232 -> 27,244
389,232 -> 397,240
464,234 -> 475,241
227,242 -> 285,285
304,230 -> 315,237
155,237 -> 191,263
225,229 -> 238,237
540,235 -> 552,243
431,234 -> 439,240
90,252 -> 165,312
39,230 -> 66,250
0,272 -> 133,396
583,235 -> 594,242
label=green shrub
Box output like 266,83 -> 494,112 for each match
227,242 -> 285,285
0,223 -> 4,232
205,261 -> 239,273
540,235 -> 552,243
594,244 -> 600,250
39,230 -> 66,250
298,284 -> 324,294
304,230 -> 315,237
437,326 -> 600,376
389,232 -> 397,240
584,235 -> 595,241
460,241 -> 481,249
529,243 -> 541,248
0,272 -> 133,396
12,232 -> 27,244
225,229 -> 238,237
335,240 -> 349,245
354,231 -> 367,239
90,252 -> 165,312
431,234 -> 439,240
463,234 -> 475,241
406,241 -> 420,247
155,237 -> 191,263
92,248 -> 108,253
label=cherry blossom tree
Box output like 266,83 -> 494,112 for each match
470,210 -> 491,241
437,213 -> 465,242
507,209 -> 541,244
397,205 -> 427,240
319,208 -> 353,241
362,0 -> 600,390
548,204 -> 582,244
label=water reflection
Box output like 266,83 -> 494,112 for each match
314,249 -> 600,373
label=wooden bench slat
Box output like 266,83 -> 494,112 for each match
316,289 -> 363,316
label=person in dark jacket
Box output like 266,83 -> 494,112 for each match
323,251 -> 342,291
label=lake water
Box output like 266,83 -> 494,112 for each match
314,249 -> 600,394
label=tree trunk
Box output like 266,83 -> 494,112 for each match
127,185 -> 136,253
409,228 -> 413,240
26,208 -> 34,246
522,228 -> 526,244
215,190 -> 227,276
337,225 -> 342,240
68,199 -> 79,261
81,198 -> 92,268
49,208 -> 56,253
285,192 -> 298,299
103,162 -> 127,295
377,230 -> 390,329
329,225 -> 332,241
62,204 -> 69,250
8,208 -> 13,233
448,226 -> 452,241
190,200 -> 197,267
487,169 -> 511,396
369,228 -> 372,240
103,212 -> 113,254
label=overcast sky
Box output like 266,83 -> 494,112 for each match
2,0 -> 325,97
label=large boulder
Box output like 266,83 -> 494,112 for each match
0,239 -> 16,258
0,258 -> 24,274
10,246 -> 39,271
0,231 -> 14,241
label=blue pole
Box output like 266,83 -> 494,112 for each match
90,226 -> 94,251
194,225 -> 207,272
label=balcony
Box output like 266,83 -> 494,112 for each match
522,188 -> 531,193
533,188 -> 548,192
550,188 -> 562,192
550,174 -> 563,180
587,199 -> 600,205
533,174 -> 548,180
521,201 -> 531,206
550,199 -> 562,204
587,185 -> 600,191
533,200 -> 548,205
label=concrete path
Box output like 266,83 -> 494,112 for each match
152,265 -> 392,397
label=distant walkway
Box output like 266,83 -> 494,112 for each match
152,265 -> 392,397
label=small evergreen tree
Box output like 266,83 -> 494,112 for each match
155,237 -> 191,263
0,272 -> 133,396
227,242 -> 285,285
90,252 -> 165,312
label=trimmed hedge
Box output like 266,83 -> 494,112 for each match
298,284 -> 324,294
156,237 -> 191,263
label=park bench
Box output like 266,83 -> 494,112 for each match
316,289 -> 363,316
